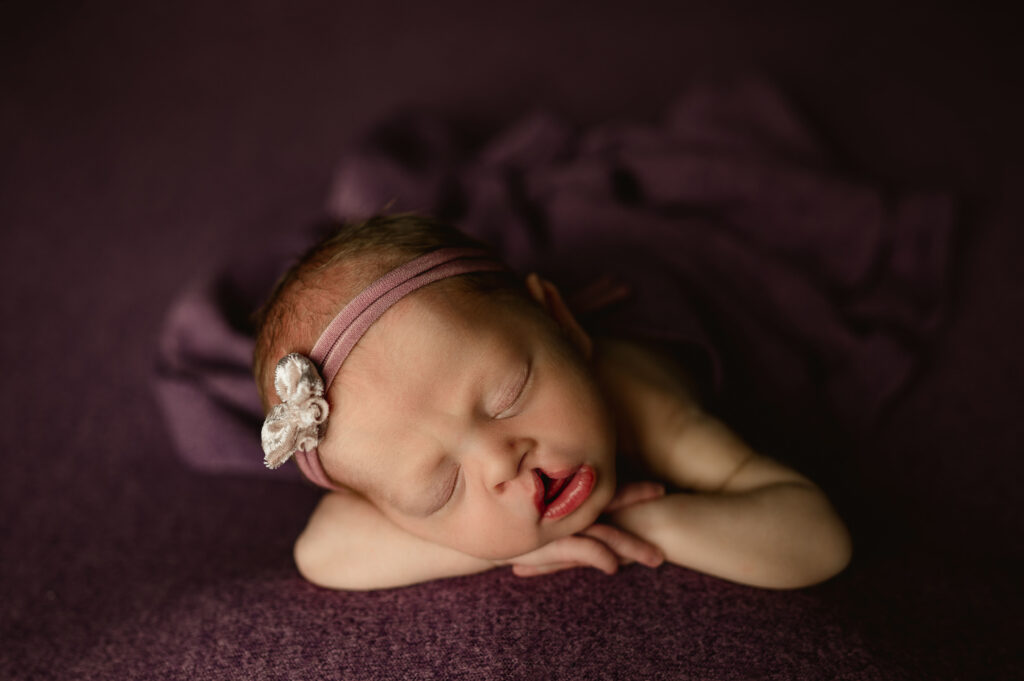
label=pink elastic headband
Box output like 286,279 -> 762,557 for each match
259,248 -> 505,490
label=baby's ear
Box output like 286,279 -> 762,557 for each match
525,273 -> 593,360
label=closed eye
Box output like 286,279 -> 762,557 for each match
429,466 -> 460,515
493,360 -> 532,419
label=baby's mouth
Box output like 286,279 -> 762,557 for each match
532,465 -> 596,520
538,469 -> 572,504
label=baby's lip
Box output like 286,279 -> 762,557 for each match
532,465 -> 596,520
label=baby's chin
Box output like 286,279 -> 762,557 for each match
466,492 -> 616,561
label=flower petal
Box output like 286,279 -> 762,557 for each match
263,355 -> 330,469
262,403 -> 298,469
274,353 -> 324,403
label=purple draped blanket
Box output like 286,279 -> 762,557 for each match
154,80 -> 954,480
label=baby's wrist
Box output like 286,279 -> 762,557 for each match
608,492 -> 673,538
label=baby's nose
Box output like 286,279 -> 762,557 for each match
478,436 -> 533,490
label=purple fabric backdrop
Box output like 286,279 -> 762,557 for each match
3,2 -> 1022,680
155,80 -> 956,486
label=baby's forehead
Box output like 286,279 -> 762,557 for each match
321,287 -> 548,475
339,286 -> 532,388
360,283 -> 537,350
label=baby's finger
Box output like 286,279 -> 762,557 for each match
512,562 -> 578,578
604,481 -> 666,513
536,535 -> 620,575
582,524 -> 664,568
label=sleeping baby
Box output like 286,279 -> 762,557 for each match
253,213 -> 852,590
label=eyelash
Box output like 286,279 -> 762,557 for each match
494,362 -> 532,419
434,468 -> 460,513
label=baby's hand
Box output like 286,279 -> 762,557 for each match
505,482 -> 666,577
603,480 -> 666,513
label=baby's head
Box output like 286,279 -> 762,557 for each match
254,215 -> 617,560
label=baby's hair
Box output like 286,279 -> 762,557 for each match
252,213 -> 524,411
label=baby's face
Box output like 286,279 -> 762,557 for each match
318,286 -> 617,560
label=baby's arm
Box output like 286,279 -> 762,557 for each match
595,339 -> 853,589
294,487 -> 662,590
294,491 -> 493,590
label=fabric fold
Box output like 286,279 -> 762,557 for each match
154,79 -> 956,479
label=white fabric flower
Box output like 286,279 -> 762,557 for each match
261,353 -> 330,469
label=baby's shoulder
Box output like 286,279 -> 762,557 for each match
592,336 -> 704,472
594,336 -> 702,404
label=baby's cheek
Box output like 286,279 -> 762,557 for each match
550,373 -> 615,446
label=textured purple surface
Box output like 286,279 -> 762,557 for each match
3,2 -> 1023,680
